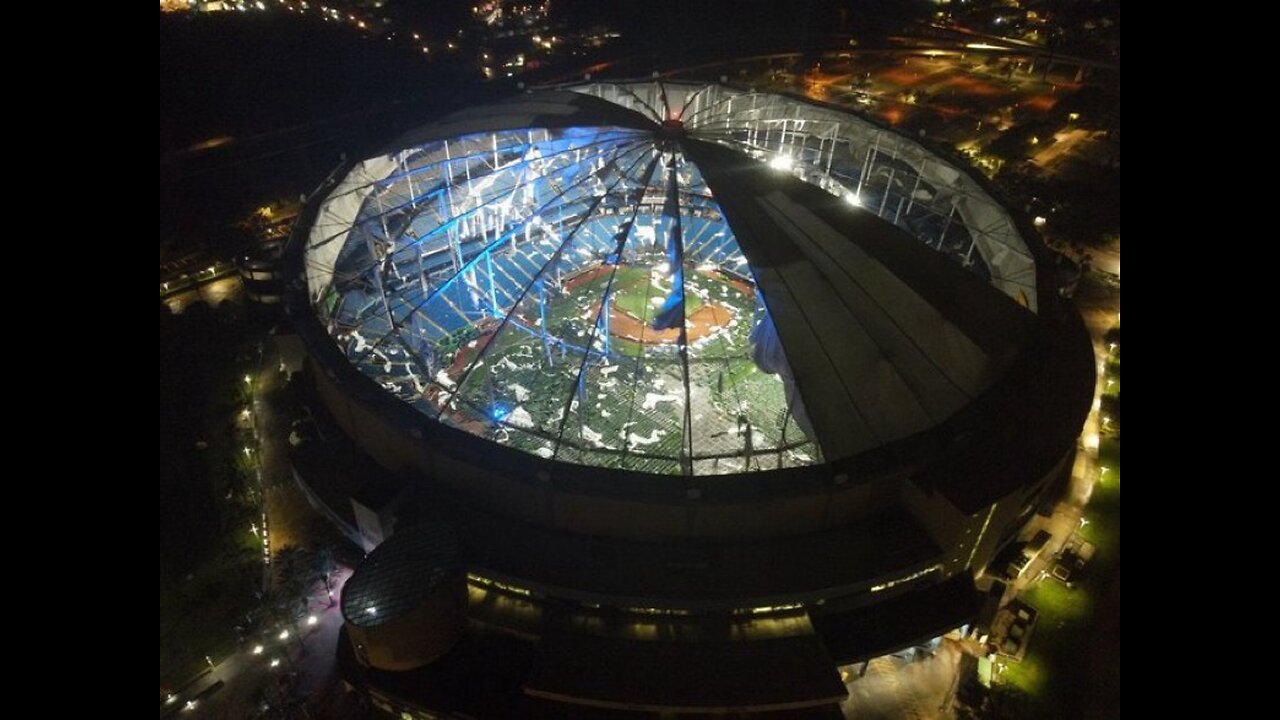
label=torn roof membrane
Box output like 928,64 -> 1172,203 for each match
305,82 -> 1038,476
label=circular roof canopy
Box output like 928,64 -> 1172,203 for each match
303,81 -> 1039,477
341,524 -> 458,628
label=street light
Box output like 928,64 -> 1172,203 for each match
278,629 -> 289,641
252,644 -> 264,655
307,615 -> 318,626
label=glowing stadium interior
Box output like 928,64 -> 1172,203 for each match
303,81 -> 1041,478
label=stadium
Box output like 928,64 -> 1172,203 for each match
283,80 -> 1095,716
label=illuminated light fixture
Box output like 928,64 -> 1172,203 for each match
252,644 -> 264,654
278,629 -> 289,640
768,155 -> 794,172
1033,216 -> 1046,227
307,615 -> 319,625
845,192 -> 862,207
870,564 -> 942,592
270,658 -> 280,668
746,603 -> 803,615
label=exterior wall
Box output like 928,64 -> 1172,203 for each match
899,444 -> 1078,581
240,267 -> 278,282
310,359 -> 898,542
972,447 -> 1076,570
899,480 -> 980,579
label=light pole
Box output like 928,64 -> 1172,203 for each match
322,570 -> 335,608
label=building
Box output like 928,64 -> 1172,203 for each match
282,80 -> 1095,717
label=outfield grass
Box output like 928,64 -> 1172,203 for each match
609,265 -> 703,320
452,262 -> 817,471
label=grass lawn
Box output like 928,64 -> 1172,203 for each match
1002,571 -> 1110,716
159,309 -> 270,692
1000,433 -> 1120,718
610,265 -> 702,320
159,532 -> 260,689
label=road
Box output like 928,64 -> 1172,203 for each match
165,332 -> 351,719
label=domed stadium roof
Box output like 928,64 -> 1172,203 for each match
302,81 -> 1040,477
